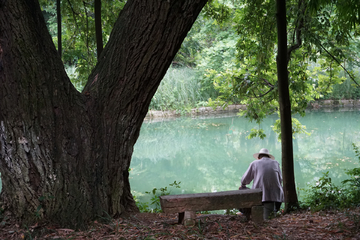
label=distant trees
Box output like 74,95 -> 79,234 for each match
40,0 -> 360,106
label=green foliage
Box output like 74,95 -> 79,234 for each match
234,0 -> 346,111
204,0 -> 360,140
302,144 -> 360,211
173,24 -> 202,68
203,0 -> 232,25
247,128 -> 266,140
341,143 -> 360,204
224,208 -> 239,215
308,0 -> 360,31
135,181 -> 181,213
207,97 -> 229,110
40,0 -> 360,111
191,3 -> 240,100
322,65 -> 360,100
40,0 -> 126,91
271,118 -> 311,141
133,195 -> 149,213
149,67 -> 206,112
301,171 -> 346,211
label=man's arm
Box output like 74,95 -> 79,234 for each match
277,162 -> 283,183
240,163 -> 254,188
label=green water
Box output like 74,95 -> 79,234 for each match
130,108 -> 360,203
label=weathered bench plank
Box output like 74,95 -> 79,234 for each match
160,189 -> 262,212
159,189 -> 263,225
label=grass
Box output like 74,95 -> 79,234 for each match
149,67 -> 207,112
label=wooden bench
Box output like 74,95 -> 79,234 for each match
159,189 -> 263,226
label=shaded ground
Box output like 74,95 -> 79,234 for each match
1,208 -> 359,239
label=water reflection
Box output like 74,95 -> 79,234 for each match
130,108 -> 360,202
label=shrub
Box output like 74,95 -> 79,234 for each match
301,171 -> 347,211
301,143 -> 360,211
341,143 -> 360,206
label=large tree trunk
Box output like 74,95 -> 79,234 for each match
57,0 -> 62,58
276,0 -> 299,211
0,0 -> 208,228
94,0 -> 103,59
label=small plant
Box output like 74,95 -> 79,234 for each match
134,195 -> 149,213
225,208 -> 238,215
136,181 -> 181,213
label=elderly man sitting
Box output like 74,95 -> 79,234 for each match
239,148 -> 284,220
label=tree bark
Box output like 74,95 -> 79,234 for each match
275,0 -> 299,211
0,0 -> 208,228
57,0 -> 62,58
94,0 -> 103,59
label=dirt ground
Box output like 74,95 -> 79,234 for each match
1,208 -> 359,239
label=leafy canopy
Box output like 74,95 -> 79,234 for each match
40,0 -> 126,91
206,0 -> 359,139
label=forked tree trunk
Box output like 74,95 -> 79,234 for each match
0,0 -> 208,228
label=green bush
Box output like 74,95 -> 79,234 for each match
301,143 -> 360,211
341,143 -> 360,205
301,171 -> 347,211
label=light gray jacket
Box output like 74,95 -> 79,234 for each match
241,157 -> 284,202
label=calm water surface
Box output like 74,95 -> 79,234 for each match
130,108 -> 360,203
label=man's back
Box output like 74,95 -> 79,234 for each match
241,157 -> 284,202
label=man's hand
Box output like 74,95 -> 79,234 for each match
239,185 -> 249,190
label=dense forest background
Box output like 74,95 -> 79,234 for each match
41,0 -> 360,113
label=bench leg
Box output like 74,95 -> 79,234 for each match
251,206 -> 264,224
182,211 -> 196,226
239,208 -> 251,221
178,212 -> 184,224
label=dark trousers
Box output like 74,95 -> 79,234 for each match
239,201 -> 282,220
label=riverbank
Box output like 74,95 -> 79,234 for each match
145,104 -> 246,121
145,99 -> 360,120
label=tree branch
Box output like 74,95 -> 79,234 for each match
66,0 -> 81,46
249,85 -> 275,99
260,77 -> 274,88
287,0 -> 306,64
318,42 -> 360,87
256,87 -> 275,98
